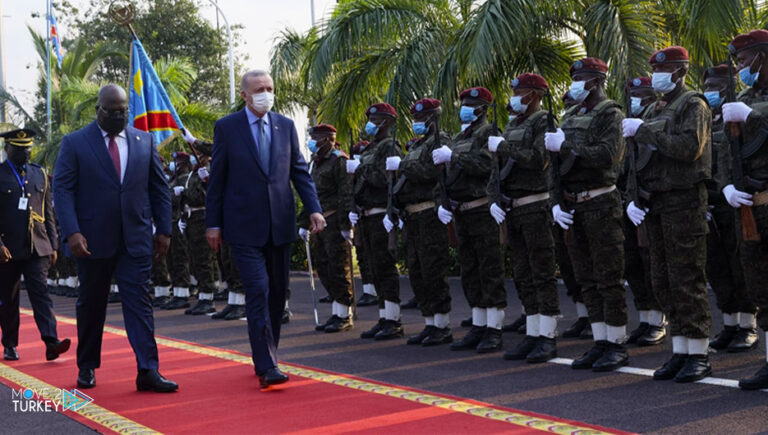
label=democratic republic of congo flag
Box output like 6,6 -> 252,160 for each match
129,38 -> 185,147
49,10 -> 63,68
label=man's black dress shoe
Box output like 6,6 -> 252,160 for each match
3,347 -> 19,361
674,354 -> 711,383
136,369 -> 178,392
739,363 -> 768,390
45,339 -> 71,361
653,354 -> 688,380
727,327 -> 759,353
77,369 -> 95,389
257,367 -> 289,388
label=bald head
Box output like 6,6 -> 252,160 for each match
97,84 -> 129,134
98,84 -> 127,106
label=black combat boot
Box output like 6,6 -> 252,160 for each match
526,337 -> 557,363
591,342 -> 629,372
571,341 -> 607,369
450,326 -> 486,350
476,328 -> 503,353
503,335 -> 538,361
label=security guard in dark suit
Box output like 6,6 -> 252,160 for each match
0,129 -> 70,361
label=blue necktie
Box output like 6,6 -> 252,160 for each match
257,118 -> 269,174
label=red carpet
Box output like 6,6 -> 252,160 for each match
1,311 -> 630,434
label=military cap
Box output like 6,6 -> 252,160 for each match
310,124 -> 337,134
570,57 -> 608,76
703,63 -> 734,80
729,30 -> 768,54
650,46 -> 689,65
628,76 -> 653,89
0,128 -> 36,147
366,103 -> 397,118
172,151 -> 190,161
410,98 -> 441,114
460,87 -> 493,103
511,73 -> 548,91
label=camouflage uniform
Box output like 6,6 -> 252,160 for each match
183,166 -> 218,298
489,111 -> 558,316
301,145 -> 354,306
169,171 -> 191,290
395,132 -> 452,317
220,242 -> 244,296
559,99 -> 626,327
352,137 -> 403,307
634,86 -> 712,339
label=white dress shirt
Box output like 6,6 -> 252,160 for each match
99,127 -> 128,183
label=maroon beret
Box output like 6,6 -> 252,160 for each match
511,73 -> 549,91
310,123 -> 337,134
352,140 -> 370,154
703,63 -> 734,80
650,46 -> 689,65
570,57 -> 608,76
628,76 -> 652,89
410,98 -> 441,114
459,87 -> 493,103
172,151 -> 190,161
729,30 -> 768,54
366,103 -> 397,118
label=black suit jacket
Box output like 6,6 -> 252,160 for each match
0,161 -> 58,260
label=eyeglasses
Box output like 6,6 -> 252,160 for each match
96,106 -> 129,117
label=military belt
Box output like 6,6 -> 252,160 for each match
363,207 -> 387,216
511,192 -> 550,208
404,201 -> 435,214
564,185 -> 616,203
322,209 -> 337,218
753,190 -> 768,207
457,197 -> 489,212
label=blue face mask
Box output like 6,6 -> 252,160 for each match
190,155 -> 197,166
704,91 -> 723,108
630,97 -> 644,116
365,121 -> 379,136
740,66 -> 760,87
459,106 -> 478,123
652,71 -> 677,93
168,162 -> 176,172
569,81 -> 590,103
509,96 -> 529,114
307,139 -> 318,153
412,122 -> 427,136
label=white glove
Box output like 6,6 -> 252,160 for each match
197,167 -> 209,180
706,211 -> 712,222
177,220 -> 187,234
544,128 -> 565,152
722,184 -> 754,208
437,205 -> 453,225
181,129 -> 197,144
488,136 -> 504,153
626,201 -> 648,226
552,204 -> 574,230
346,159 -> 361,174
622,118 -> 644,138
489,202 -> 506,224
432,145 -> 453,165
382,214 -> 395,233
340,230 -> 352,242
298,227 -> 309,241
722,102 -> 753,123
348,211 -> 359,226
386,156 -> 401,171
173,186 -> 185,196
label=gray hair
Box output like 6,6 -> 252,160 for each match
240,70 -> 271,90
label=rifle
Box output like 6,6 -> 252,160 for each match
433,115 -> 458,246
727,55 -> 760,241
545,91 -> 572,245
385,134 -> 400,256
623,87 -> 650,247
490,101 -> 508,245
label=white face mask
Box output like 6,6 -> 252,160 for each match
651,71 -> 678,93
251,91 -> 275,113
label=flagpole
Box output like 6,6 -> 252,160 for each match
45,0 -> 51,141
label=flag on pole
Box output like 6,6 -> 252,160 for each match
48,10 -> 63,68
128,38 -> 185,147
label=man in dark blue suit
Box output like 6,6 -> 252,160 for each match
206,70 -> 325,387
53,85 -> 178,392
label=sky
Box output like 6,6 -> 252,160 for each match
1,0 -> 338,140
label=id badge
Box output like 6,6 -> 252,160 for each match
18,197 -> 28,211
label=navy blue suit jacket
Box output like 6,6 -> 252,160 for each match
206,109 -> 321,247
53,121 -> 172,258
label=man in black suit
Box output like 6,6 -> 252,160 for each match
0,129 -> 70,362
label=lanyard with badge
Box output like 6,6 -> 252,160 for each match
9,163 -> 28,211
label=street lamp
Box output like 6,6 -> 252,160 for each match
206,0 -> 235,106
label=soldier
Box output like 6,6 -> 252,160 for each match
212,242 -> 246,320
347,103 -> 404,340
703,64 -> 758,352
623,46 -> 713,382
151,255 -> 172,307
623,77 -> 666,346
486,73 -> 559,362
350,140 -> 378,307
0,129 -> 70,361
389,98 -> 453,346
433,87 -> 506,353
720,29 -> 768,389
164,151 -> 193,310
300,123 -> 354,333
545,58 -> 628,372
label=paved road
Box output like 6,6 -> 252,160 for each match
10,276 -> 768,433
